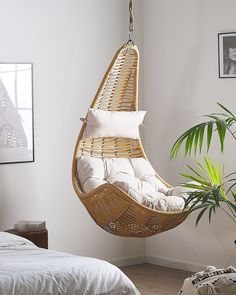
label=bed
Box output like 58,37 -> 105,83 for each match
0,232 -> 140,295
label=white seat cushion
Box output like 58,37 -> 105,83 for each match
77,156 -> 104,188
107,173 -> 166,194
104,158 -> 135,178
83,178 -> 107,193
130,157 -> 155,178
77,156 -> 188,212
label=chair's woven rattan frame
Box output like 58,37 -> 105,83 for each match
72,43 -> 189,237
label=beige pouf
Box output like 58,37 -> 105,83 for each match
179,266 -> 236,295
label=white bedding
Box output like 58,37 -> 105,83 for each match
0,232 -> 140,295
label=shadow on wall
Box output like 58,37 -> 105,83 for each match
0,171 -> 10,229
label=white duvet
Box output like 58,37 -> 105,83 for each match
0,232 -> 140,295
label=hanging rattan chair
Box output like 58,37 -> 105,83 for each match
72,41 -> 189,238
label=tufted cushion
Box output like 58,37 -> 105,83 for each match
77,156 -> 104,188
77,156 -> 188,212
77,156 -> 166,193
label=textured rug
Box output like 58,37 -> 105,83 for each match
121,263 -> 193,295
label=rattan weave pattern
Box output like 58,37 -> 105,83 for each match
72,43 -> 188,237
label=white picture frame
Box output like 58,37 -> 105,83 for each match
0,63 -> 34,164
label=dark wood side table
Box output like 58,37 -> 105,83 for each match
5,229 -> 48,249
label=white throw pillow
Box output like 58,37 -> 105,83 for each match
82,108 -> 146,140
0,232 -> 35,247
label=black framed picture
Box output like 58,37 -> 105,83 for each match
218,32 -> 236,78
0,63 -> 34,164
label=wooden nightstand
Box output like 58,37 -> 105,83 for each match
5,229 -> 48,249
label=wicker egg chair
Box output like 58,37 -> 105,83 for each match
72,42 -> 189,238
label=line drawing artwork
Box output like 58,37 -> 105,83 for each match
0,64 -> 34,164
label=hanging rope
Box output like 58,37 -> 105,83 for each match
129,0 -> 134,33
128,0 -> 134,42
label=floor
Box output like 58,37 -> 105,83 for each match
121,263 -> 193,295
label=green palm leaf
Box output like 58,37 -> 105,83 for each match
207,122 -> 213,152
196,207 -> 208,226
217,102 -> 236,118
170,103 -> 236,158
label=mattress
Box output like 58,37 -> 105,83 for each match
0,232 -> 140,295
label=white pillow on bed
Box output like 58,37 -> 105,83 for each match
0,232 -> 35,247
82,108 -> 146,140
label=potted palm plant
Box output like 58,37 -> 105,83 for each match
171,103 -> 236,228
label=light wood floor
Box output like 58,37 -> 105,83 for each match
121,263 -> 193,295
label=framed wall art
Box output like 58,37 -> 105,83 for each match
0,63 -> 34,164
218,32 -> 236,78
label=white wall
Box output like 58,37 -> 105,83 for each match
143,0 -> 236,271
0,0 -> 145,264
